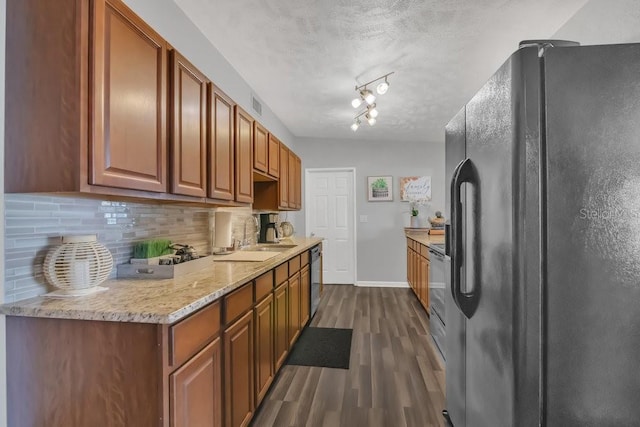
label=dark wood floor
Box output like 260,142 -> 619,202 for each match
251,285 -> 446,427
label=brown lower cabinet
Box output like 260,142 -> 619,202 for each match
5,249 -> 320,427
224,311 -> 255,427
274,280 -> 289,370
170,338 -> 222,427
407,238 -> 431,313
254,293 -> 275,405
300,265 -> 310,327
288,271 -> 301,347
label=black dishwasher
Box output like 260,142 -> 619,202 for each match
310,245 -> 321,317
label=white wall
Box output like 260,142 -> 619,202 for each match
122,0 -> 297,150
294,137 -> 445,284
553,0 -> 640,44
0,0 -> 7,423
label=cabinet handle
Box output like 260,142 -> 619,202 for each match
450,158 -> 480,319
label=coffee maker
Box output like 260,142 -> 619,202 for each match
258,212 -> 279,243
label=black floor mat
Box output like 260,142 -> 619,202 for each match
286,327 -> 353,369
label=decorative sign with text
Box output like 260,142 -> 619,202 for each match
400,176 -> 432,201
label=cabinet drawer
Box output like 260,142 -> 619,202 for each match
300,250 -> 309,266
288,255 -> 301,275
255,271 -> 274,302
275,262 -> 288,285
224,282 -> 254,324
170,301 -> 220,368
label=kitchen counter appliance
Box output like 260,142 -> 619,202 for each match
258,212 -> 279,243
310,245 -> 322,317
444,40 -> 640,426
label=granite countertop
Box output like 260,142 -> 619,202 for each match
405,230 -> 445,248
0,237 -> 323,325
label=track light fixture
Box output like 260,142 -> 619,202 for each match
350,72 -> 393,131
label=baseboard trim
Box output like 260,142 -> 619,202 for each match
355,281 -> 409,288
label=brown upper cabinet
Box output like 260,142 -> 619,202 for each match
253,122 -> 269,174
288,151 -> 302,209
91,0 -> 168,193
6,0 -> 170,195
279,144 -> 290,209
292,153 -> 302,209
208,85 -> 236,201
170,50 -> 208,198
235,107 -> 254,203
252,141 -> 302,211
6,0 -> 300,209
267,134 -> 280,178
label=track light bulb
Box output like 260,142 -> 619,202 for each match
368,106 -> 379,118
366,114 -> 376,126
351,119 -> 360,131
361,89 -> 376,105
376,79 -> 389,95
351,98 -> 362,108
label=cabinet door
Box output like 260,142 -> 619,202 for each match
253,122 -> 268,173
170,50 -> 207,197
424,258 -> 430,311
274,281 -> 289,371
235,107 -> 253,203
208,85 -> 235,200
288,150 -> 296,209
224,311 -> 254,427
91,0 -> 167,192
267,134 -> 280,178
300,265 -> 310,327
170,337 -> 222,427
254,294 -> 274,405
278,144 -> 289,209
294,154 -> 302,209
288,272 -> 301,347
407,246 -> 412,286
420,256 -> 429,310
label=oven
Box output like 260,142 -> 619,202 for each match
429,244 -> 446,360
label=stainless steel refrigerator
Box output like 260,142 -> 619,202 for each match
444,40 -> 640,426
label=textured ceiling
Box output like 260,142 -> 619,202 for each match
174,0 -> 587,143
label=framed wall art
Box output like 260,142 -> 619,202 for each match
400,176 -> 432,201
367,176 -> 393,201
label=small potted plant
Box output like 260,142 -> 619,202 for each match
408,198 -> 429,228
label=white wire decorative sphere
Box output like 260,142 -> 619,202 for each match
43,235 -> 113,294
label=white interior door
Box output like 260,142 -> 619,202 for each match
305,168 -> 356,284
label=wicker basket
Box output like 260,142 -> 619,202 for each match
43,235 -> 113,295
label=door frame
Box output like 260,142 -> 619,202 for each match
304,167 -> 357,284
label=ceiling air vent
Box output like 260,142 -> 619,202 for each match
252,96 -> 263,116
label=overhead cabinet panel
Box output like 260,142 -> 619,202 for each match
170,50 -> 208,198
278,144 -> 290,209
208,85 -> 236,201
268,134 -> 280,178
90,0 -> 168,192
235,107 -> 254,203
253,122 -> 269,174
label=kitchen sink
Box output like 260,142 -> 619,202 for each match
242,244 -> 297,252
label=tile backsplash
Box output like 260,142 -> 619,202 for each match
4,194 -> 259,303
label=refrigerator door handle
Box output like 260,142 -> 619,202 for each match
450,157 -> 480,319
